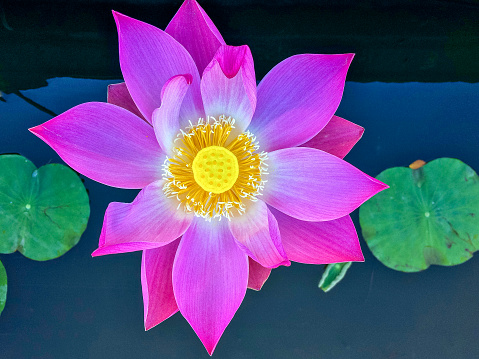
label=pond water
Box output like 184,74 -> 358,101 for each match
1,1 -> 479,358
1,78 -> 478,358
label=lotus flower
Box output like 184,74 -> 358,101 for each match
30,0 -> 387,355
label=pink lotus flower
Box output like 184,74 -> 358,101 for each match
30,0 -> 387,355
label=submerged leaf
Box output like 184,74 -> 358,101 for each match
0,259 -> 6,316
318,262 -> 352,292
0,155 -> 90,261
359,158 -> 479,272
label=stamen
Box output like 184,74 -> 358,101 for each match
162,116 -> 267,219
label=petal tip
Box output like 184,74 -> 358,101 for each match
158,74 -> 193,100
206,344 -> 216,356
184,0 -> 199,8
144,321 -> 156,331
372,179 -> 389,197
112,10 -> 131,29
345,53 -> 355,64
111,9 -> 121,21
179,73 -> 194,85
91,248 -> 103,257
379,180 -> 389,190
184,73 -> 193,84
197,335 -> 219,356
111,9 -> 125,18
28,125 -> 42,135
368,175 -> 389,191
269,259 -> 291,269
349,249 -> 365,263
91,246 -> 112,257
345,53 -> 355,68
218,45 -> 250,79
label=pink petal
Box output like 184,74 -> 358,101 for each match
201,45 -> 256,134
271,207 -> 364,264
152,74 -> 193,155
172,218 -> 248,355
247,258 -> 271,291
264,147 -> 388,221
113,11 -> 204,123
165,0 -> 225,76
107,82 -> 145,120
249,54 -> 354,152
29,102 -> 164,189
92,180 -> 193,256
300,115 -> 364,159
229,200 -> 289,268
141,240 -> 180,330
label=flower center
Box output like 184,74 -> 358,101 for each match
162,116 -> 268,219
192,146 -> 239,194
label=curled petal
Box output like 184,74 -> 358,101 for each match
152,74 -> 192,155
264,147 -> 388,221
173,218 -> 248,355
107,82 -> 145,120
249,54 -> 354,152
201,45 -> 256,134
166,0 -> 225,76
271,207 -> 364,264
247,258 -> 271,291
229,200 -> 289,268
301,115 -> 364,159
29,102 -> 163,189
92,181 -> 193,256
113,11 -> 203,122
141,240 -> 180,330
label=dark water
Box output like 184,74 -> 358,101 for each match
1,1 -> 479,358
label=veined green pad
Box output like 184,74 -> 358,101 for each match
318,262 -> 352,292
0,155 -> 90,261
359,158 -> 479,272
0,259 -> 6,316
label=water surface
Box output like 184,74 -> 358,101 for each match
1,78 -> 478,358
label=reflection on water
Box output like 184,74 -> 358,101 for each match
0,77 -> 478,358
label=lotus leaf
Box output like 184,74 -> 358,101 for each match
0,155 -> 90,261
360,158 -> 479,272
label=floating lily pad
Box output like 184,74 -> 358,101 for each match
318,262 -> 352,292
0,155 -> 90,261
0,259 -> 6,316
359,158 -> 479,272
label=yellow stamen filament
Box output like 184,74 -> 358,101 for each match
162,116 -> 267,219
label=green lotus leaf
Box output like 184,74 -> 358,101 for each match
359,158 -> 479,272
0,259 -> 6,316
318,262 -> 352,292
0,155 -> 90,261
